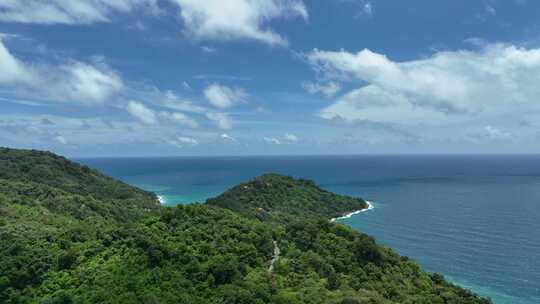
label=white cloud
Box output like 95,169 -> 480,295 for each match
167,135 -> 198,147
484,125 -> 511,140
261,133 -> 298,145
194,74 -> 251,81
0,38 -> 123,105
55,62 -> 123,105
181,81 -> 192,90
206,112 -> 233,129
320,85 -> 448,125
362,2 -> 373,17
204,83 -> 248,109
302,81 -> 341,97
464,37 -> 488,47
159,111 -> 199,128
263,137 -> 281,144
338,0 -> 372,18
0,0 -> 160,24
0,1 -> 307,45
0,38 -> 33,84
284,133 -> 299,142
172,0 -> 307,45
138,88 -> 207,114
485,4 -> 496,16
201,46 -> 217,53
220,133 -> 236,142
307,44 -> 540,125
127,100 -> 199,127
127,101 -> 158,125
54,135 -> 67,145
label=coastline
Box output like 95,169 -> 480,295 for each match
157,195 -> 166,205
331,200 -> 374,222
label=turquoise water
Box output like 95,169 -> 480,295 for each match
79,155 -> 540,304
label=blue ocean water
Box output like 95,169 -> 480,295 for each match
79,155 -> 540,304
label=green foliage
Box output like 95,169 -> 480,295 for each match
0,147 -> 491,304
0,147 -> 158,206
207,173 -> 368,223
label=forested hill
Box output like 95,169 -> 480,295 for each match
207,173 -> 367,222
0,147 -> 491,304
0,147 -> 159,222
0,147 -> 157,203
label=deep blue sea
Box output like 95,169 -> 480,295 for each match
79,155 -> 540,304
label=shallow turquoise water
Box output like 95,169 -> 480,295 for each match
79,155 -> 540,304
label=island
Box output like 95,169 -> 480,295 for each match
0,147 -> 491,304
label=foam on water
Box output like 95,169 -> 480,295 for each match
331,200 -> 375,222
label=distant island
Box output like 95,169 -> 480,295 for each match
0,147 -> 491,303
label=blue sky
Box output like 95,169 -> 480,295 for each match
1,0 -> 540,156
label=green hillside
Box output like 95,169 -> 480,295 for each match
207,173 -> 367,222
0,148 -> 491,304
0,147 -> 157,204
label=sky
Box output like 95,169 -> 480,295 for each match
1,0 -> 540,157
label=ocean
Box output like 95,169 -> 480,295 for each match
79,155 -> 540,304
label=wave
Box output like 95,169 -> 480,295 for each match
331,200 -> 374,222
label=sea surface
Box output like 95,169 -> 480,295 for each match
79,155 -> 540,304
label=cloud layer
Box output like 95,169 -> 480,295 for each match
173,0 -> 308,45
0,38 -> 123,105
1,0 -> 307,46
308,45 -> 540,125
0,0 -> 159,24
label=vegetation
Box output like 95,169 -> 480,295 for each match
0,147 -> 159,222
207,173 -> 367,223
0,147 -> 491,303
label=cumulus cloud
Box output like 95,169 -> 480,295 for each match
220,133 -> 236,142
55,62 -> 124,104
206,112 -> 233,129
127,101 -> 158,125
361,1 -> 373,17
484,125 -> 511,140
159,111 -> 199,128
127,101 -> 198,127
133,87 -> 207,114
167,135 -> 198,147
181,81 -> 192,90
172,0 -> 308,45
337,0 -> 372,18
307,44 -> 540,125
40,118 -> 55,125
263,137 -> 281,144
484,3 -> 497,16
464,37 -> 488,48
464,125 -> 514,143
0,38 -> 33,84
0,38 -> 123,105
302,81 -> 341,97
320,85 -> 448,125
204,83 -> 248,109
201,46 -> 217,53
284,133 -> 299,142
0,0 -> 160,24
0,1 -> 307,46
54,135 -> 67,145
262,133 -> 299,144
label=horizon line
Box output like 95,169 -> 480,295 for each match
73,152 -> 540,159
